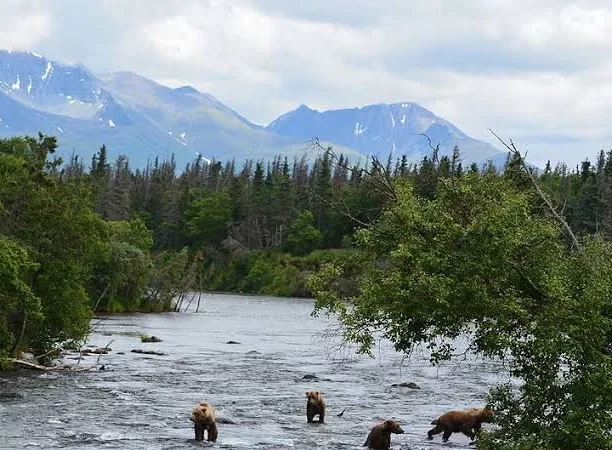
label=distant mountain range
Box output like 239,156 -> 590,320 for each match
268,103 -> 506,166
0,49 -> 506,169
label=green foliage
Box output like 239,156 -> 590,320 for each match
0,134 -> 106,357
184,190 -> 232,248
310,173 -> 612,449
478,238 -> 612,450
145,248 -> 191,311
203,248 -> 359,298
90,219 -> 154,313
284,210 -> 322,256
0,236 -> 40,358
240,252 -> 302,297
108,217 -> 153,252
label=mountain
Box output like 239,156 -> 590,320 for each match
0,50 -> 198,167
268,103 -> 507,167
0,50 -> 354,168
0,49 -> 504,169
98,71 -> 307,164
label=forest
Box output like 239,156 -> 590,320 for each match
3,133 -> 612,447
2,133 -> 612,356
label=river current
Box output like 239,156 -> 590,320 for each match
0,293 -> 507,449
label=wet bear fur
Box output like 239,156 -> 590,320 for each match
363,419 -> 404,449
190,402 -> 218,442
305,390 -> 325,423
427,407 -> 494,442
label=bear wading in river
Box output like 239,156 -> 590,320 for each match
427,407 -> 494,442
190,402 -> 218,442
363,419 -> 404,449
305,390 -> 325,423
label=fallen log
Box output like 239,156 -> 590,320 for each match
81,347 -> 110,354
9,358 -> 103,372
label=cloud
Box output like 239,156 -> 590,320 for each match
4,0 -> 611,165
0,0 -> 52,50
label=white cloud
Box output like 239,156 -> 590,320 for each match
0,1 -> 51,50
4,0 -> 611,165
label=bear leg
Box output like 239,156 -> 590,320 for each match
207,423 -> 218,442
427,424 -> 443,439
194,423 -> 205,441
307,404 -> 317,423
460,424 -> 475,440
442,430 -> 453,442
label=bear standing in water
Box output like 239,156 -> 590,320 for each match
190,402 -> 218,442
305,390 -> 325,423
427,407 -> 494,442
363,419 -> 404,449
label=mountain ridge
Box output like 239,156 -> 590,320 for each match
0,49 -> 505,169
267,102 -> 505,166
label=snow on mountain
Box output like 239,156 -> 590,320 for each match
268,103 -> 505,166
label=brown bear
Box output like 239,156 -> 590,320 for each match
190,401 -> 218,442
305,390 -> 325,423
363,419 -> 404,449
427,407 -> 494,442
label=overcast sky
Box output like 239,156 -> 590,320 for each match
2,0 -> 611,166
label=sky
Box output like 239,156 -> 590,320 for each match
1,0 -> 611,166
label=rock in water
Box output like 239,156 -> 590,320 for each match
391,381 -> 420,389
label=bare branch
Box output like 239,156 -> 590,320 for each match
489,130 -> 583,253
309,138 -> 397,202
306,139 -> 396,228
417,133 -> 440,163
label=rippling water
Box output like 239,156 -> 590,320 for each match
0,293 -> 508,449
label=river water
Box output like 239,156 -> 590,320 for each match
0,293 -> 507,449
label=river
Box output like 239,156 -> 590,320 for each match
0,293 -> 506,449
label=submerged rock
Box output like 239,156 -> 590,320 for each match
0,392 -> 24,402
131,349 -> 166,356
297,373 -> 332,382
226,340 -> 241,345
391,381 -> 420,389
141,335 -> 163,343
216,416 -> 237,424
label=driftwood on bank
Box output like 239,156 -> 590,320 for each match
8,339 -> 114,372
9,358 -> 103,372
